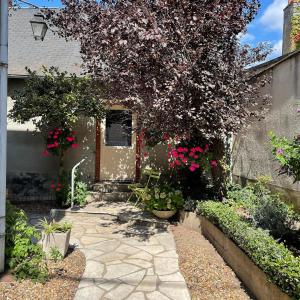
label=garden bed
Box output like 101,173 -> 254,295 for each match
0,249 -> 85,300
198,201 -> 300,299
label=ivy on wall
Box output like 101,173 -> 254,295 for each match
291,0 -> 300,50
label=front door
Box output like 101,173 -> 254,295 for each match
99,108 -> 136,182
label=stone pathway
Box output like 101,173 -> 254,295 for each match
56,213 -> 191,300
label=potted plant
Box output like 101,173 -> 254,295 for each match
142,185 -> 184,219
39,218 -> 72,258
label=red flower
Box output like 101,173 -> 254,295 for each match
50,182 -> 55,189
182,158 -> 188,163
66,136 -> 75,142
175,160 -> 181,166
178,153 -> 185,159
172,150 -> 179,158
54,135 -> 58,139
189,166 -> 196,172
144,152 -> 149,158
205,144 -> 209,151
72,143 -> 79,149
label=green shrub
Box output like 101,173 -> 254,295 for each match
198,201 -> 300,298
50,247 -> 64,262
5,202 -> 49,282
226,179 -> 299,238
67,180 -> 88,206
135,184 -> 184,211
39,218 -> 72,234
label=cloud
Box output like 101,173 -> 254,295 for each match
267,39 -> 283,60
259,0 -> 287,31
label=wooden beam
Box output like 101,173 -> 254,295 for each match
95,120 -> 101,182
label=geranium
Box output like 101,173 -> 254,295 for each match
168,141 -> 216,172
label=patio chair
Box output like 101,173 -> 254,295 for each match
128,167 -> 161,206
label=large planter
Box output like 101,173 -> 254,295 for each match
152,210 -> 176,219
41,229 -> 71,258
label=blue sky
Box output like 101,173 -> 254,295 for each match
25,0 -> 287,61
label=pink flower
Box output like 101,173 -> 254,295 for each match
72,143 -> 79,149
210,160 -> 218,168
50,182 -> 55,189
66,136 -> 75,142
276,148 -> 284,155
189,152 -> 194,157
172,150 -> 179,158
177,147 -> 185,153
182,158 -> 188,163
47,144 -> 54,149
182,147 -> 189,153
191,163 -> 200,169
194,155 -> 199,159
42,149 -> 49,157
53,135 -> 58,139
179,153 -> 185,159
189,166 -> 196,172
175,160 -> 181,166
169,162 -> 175,168
205,144 -> 209,151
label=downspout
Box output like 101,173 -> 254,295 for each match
0,0 -> 8,272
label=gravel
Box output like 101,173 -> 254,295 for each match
171,225 -> 251,300
0,249 -> 85,300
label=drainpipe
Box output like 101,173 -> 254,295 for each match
0,0 -> 8,273
71,158 -> 86,208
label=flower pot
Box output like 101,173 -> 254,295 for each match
41,229 -> 71,258
152,210 -> 176,219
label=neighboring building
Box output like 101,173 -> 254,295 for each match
7,8 -> 167,201
233,1 -> 300,210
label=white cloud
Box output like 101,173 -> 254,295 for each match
259,0 -> 287,31
267,39 -> 283,60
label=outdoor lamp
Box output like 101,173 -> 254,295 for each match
30,14 -> 48,41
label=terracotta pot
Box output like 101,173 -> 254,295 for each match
41,229 -> 71,258
152,210 -> 176,219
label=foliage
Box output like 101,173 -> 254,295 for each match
291,1 -> 300,50
44,128 -> 78,157
226,178 -> 299,238
269,131 -> 300,183
39,218 -> 72,235
67,181 -> 89,206
131,184 -> 184,211
49,247 -> 64,262
48,0 -> 270,140
168,143 -> 217,172
198,201 -> 300,298
9,66 -> 106,134
5,202 -> 48,282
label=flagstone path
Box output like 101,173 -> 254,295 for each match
56,213 -> 191,300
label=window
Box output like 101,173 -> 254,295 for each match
105,110 -> 132,147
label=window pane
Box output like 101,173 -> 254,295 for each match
105,110 -> 132,146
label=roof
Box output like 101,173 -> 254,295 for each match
249,48 -> 300,76
8,8 -> 82,77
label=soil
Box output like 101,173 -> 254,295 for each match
172,225 -> 252,300
0,249 -> 85,300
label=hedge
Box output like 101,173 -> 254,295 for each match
198,201 -> 300,299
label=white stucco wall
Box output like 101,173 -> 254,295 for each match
232,53 -> 300,210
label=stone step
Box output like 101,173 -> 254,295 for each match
93,182 -> 131,193
87,191 -> 132,202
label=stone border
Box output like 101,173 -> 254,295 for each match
179,211 -> 291,300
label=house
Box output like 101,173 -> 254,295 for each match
232,0 -> 300,211
7,8 -> 166,201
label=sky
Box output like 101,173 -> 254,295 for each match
24,0 -> 288,62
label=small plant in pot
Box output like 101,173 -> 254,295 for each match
39,218 -> 72,259
142,185 -> 184,219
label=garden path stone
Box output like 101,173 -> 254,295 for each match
52,206 -> 191,300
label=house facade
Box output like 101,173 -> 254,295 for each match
233,1 -> 300,211
7,8 -> 167,201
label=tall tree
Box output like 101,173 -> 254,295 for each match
47,0 -> 270,141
